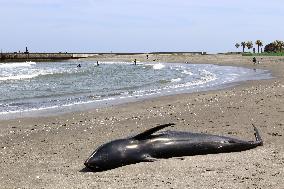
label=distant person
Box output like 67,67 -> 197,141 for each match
252,57 -> 257,64
96,61 -> 99,66
146,55 -> 149,60
134,59 -> 137,65
77,64 -> 81,68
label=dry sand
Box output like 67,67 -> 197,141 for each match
0,54 -> 283,189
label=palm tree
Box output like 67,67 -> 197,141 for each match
235,43 -> 240,51
280,41 -> 284,52
264,42 -> 277,52
241,42 -> 246,52
273,40 -> 284,52
246,41 -> 253,51
255,40 -> 263,53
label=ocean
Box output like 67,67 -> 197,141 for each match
0,61 -> 271,119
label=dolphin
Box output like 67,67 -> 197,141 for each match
84,123 -> 263,171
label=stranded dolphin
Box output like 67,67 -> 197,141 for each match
84,123 -> 263,171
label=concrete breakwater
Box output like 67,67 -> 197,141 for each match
0,52 -> 206,62
0,53 -> 95,62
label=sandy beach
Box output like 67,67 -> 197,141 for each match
0,54 -> 283,188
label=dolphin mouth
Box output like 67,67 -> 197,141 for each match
84,160 -> 94,169
84,161 -> 90,168
84,161 -> 102,171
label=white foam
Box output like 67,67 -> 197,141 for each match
0,68 -> 59,81
0,105 -> 60,115
171,78 -> 181,82
152,63 -> 165,70
25,61 -> 36,64
0,73 -> 40,81
182,69 -> 193,75
162,69 -> 217,91
0,62 -> 36,68
0,64 -> 76,81
99,61 -> 133,65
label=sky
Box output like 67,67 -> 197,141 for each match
0,0 -> 283,53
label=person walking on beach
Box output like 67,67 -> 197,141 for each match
252,57 -> 257,64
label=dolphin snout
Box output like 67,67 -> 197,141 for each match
84,161 -> 90,168
84,157 -> 94,167
84,158 -> 101,171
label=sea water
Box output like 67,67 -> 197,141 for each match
0,61 -> 271,119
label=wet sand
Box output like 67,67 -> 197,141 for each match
0,54 -> 283,188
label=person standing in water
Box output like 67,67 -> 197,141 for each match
134,59 -> 137,65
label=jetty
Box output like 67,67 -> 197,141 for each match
0,51 -> 206,62
0,52 -> 93,62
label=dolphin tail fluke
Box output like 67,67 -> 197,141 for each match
252,124 -> 263,146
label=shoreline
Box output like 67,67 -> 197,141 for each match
0,61 -> 271,121
0,54 -> 283,188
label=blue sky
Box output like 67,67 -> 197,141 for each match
0,0 -> 283,53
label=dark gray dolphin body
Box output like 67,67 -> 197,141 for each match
84,123 -> 263,171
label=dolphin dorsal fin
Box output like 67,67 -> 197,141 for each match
133,123 -> 175,140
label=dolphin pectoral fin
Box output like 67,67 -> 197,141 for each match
133,123 -> 175,140
142,155 -> 158,162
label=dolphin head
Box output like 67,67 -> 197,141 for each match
84,138 -> 143,171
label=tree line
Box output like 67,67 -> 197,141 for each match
235,40 -> 284,53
